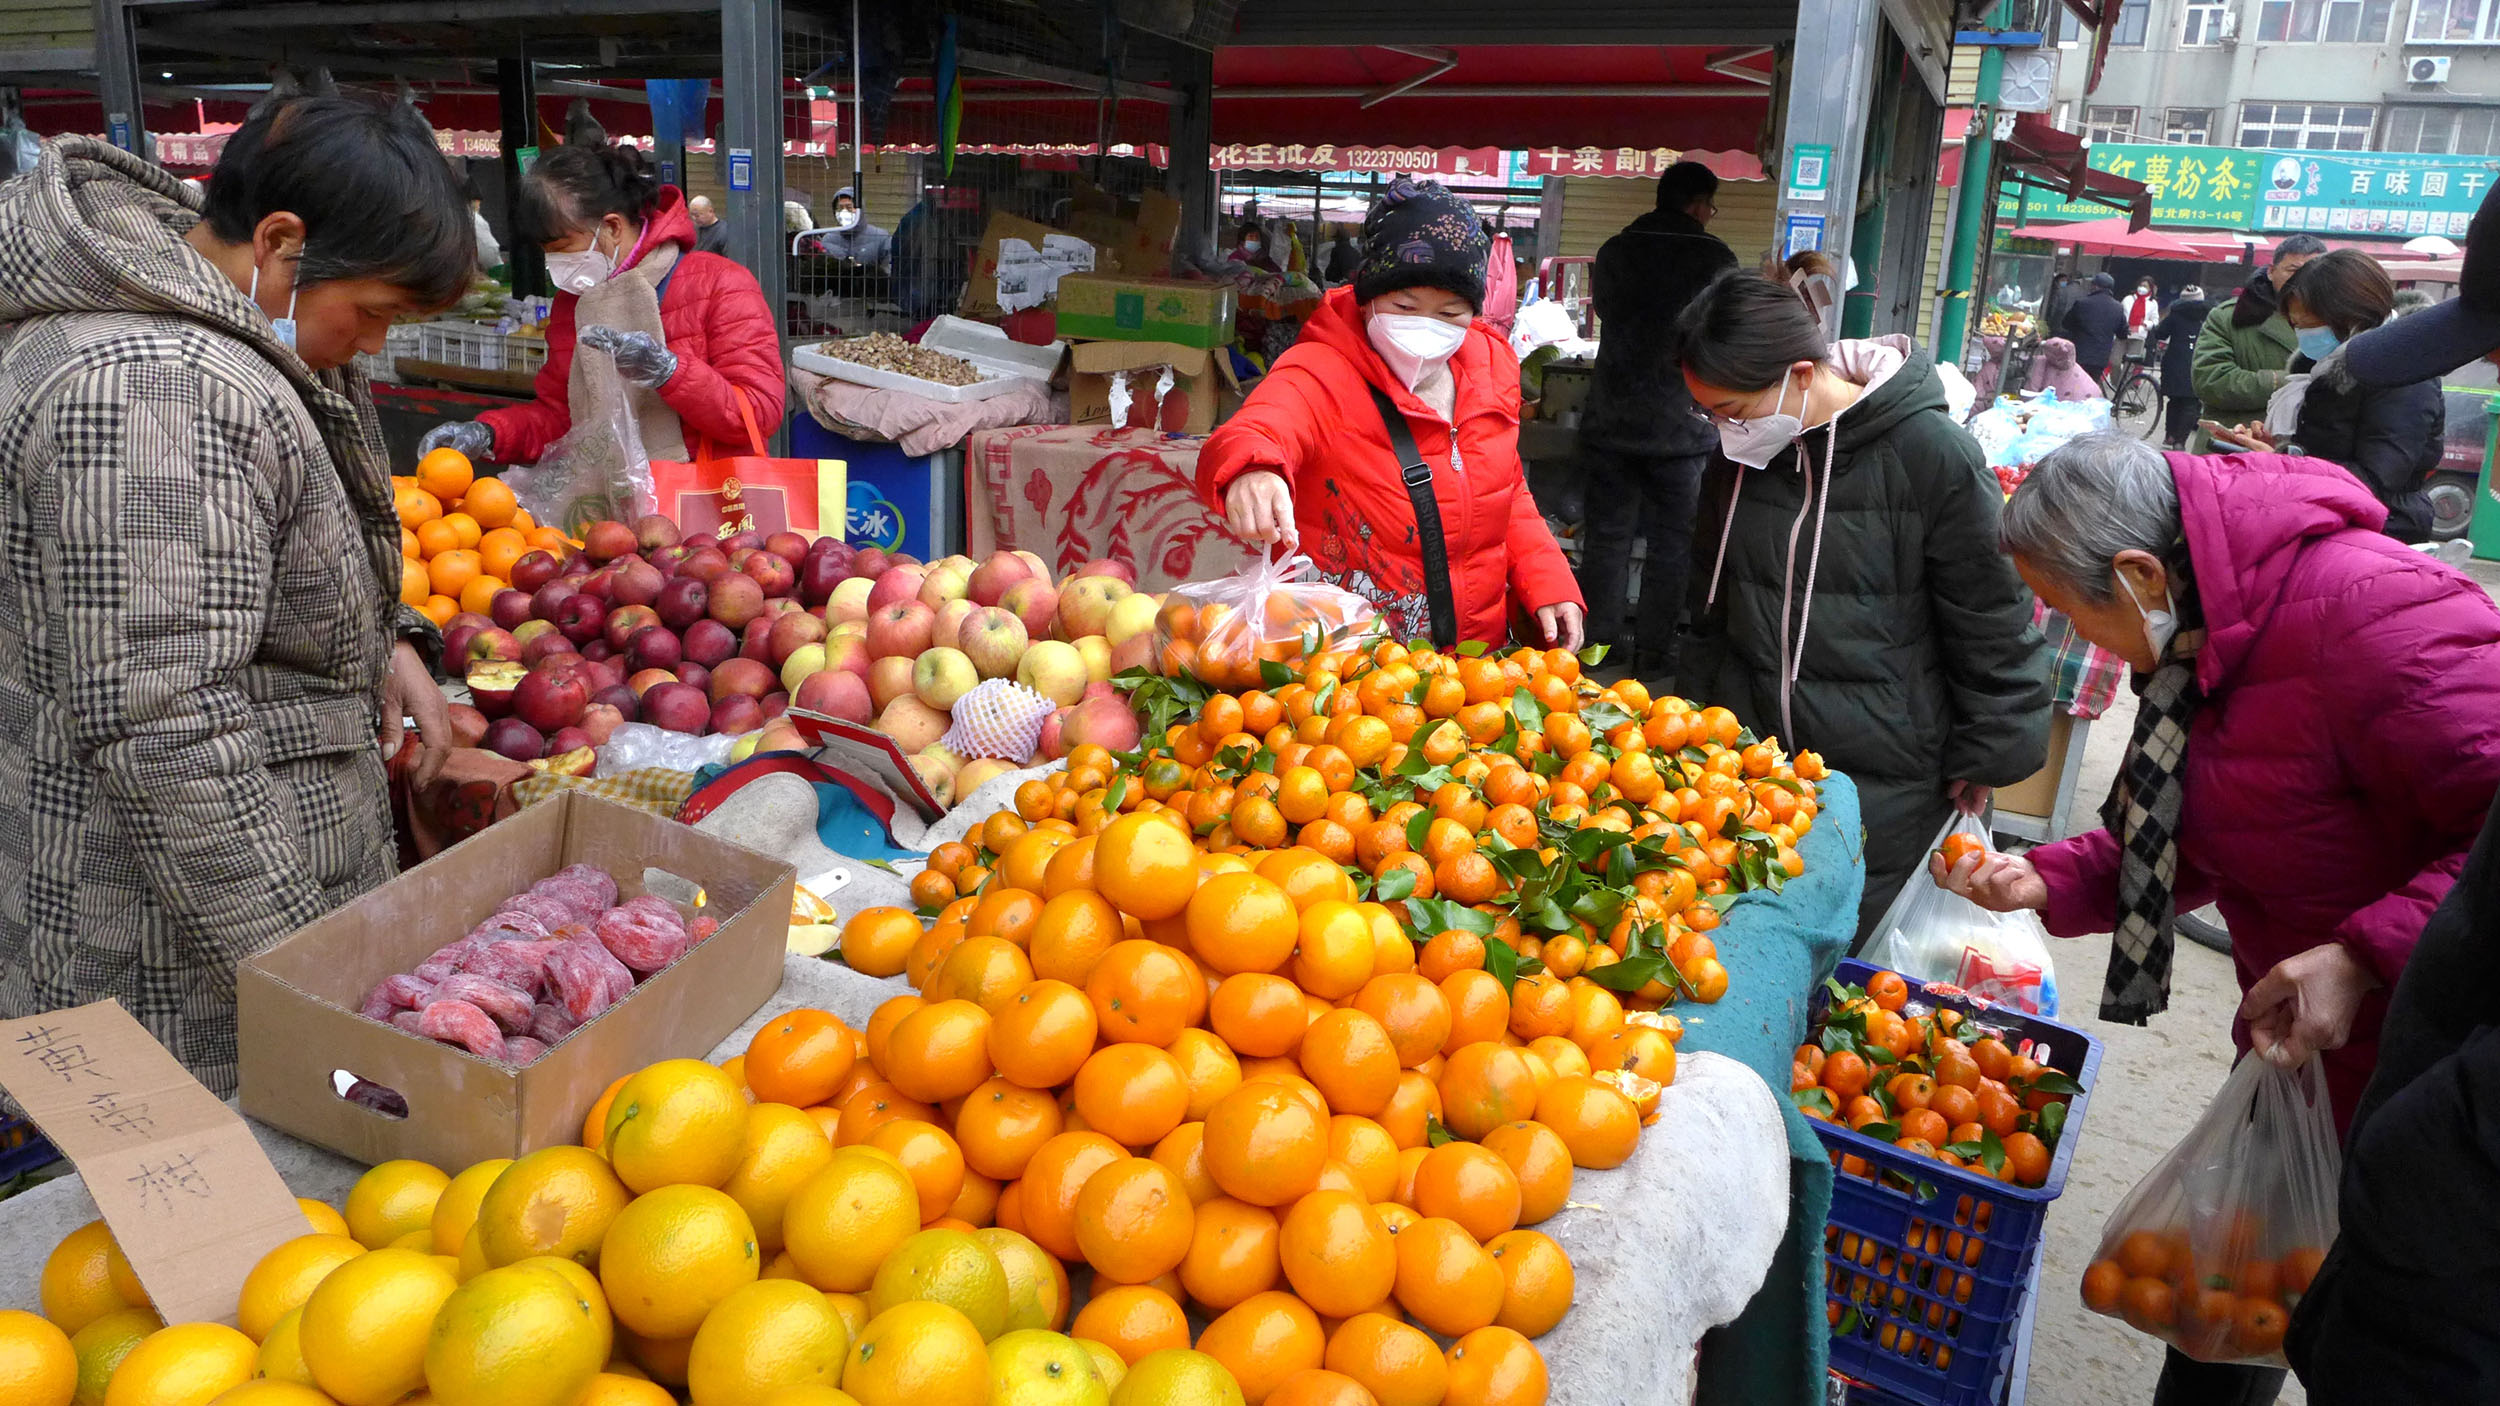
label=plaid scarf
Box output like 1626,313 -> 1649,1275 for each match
2098,545 -> 2207,1025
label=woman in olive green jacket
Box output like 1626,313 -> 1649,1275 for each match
2188,238 -> 2324,449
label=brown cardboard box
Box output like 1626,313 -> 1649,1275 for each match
1993,710 -> 2075,822
237,792 -> 794,1170
1055,273 -> 1237,349
961,211 -> 1096,319
0,1000 -> 307,1327
1067,340 -> 1243,435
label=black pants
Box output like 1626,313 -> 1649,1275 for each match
2152,1348 -> 2287,1406
2164,394 -> 2202,448
1575,448 -> 1706,680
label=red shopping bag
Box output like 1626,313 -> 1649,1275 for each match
649,387 -> 846,540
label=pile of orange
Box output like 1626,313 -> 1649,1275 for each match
915,639 -> 1823,1022
2079,1221 -> 2321,1362
394,447 -> 574,626
1793,971 -> 2077,1188
1148,591 -> 1376,692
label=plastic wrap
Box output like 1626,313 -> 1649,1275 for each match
1863,815 -> 2059,1016
1152,553 -> 1379,690
595,722 -> 743,777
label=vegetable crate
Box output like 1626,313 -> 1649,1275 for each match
0,1113 -> 59,1179
1815,958 -> 2104,1406
405,320 -> 549,375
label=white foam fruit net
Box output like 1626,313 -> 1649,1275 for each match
941,679 -> 1057,761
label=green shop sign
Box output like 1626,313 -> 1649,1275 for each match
1997,143 -> 2261,226
1998,141 -> 2499,237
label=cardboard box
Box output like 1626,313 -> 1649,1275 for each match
1068,340 -> 1243,436
961,212 -> 1097,319
237,793 -> 794,1170
0,1000 -> 307,1327
1993,710 -> 2075,821
1055,273 -> 1237,349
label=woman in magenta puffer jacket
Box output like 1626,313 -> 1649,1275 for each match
1939,432 -> 2500,1406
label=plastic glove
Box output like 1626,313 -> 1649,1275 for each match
417,420 -> 494,460
579,324 -> 679,388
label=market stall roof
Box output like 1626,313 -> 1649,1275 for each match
1998,113 -> 2152,229
2005,214 -> 2210,257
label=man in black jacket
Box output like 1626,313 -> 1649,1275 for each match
1577,161 -> 1739,683
2059,271 -> 2128,383
2147,286 -> 2208,448
2285,179 -> 2500,1403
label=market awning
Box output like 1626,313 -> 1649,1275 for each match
1998,114 -> 2151,229
2005,215 -> 2209,257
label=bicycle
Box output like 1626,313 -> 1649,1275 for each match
2104,350 -> 2163,440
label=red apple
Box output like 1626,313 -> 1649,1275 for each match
766,531 -> 810,566
739,618 -> 774,664
635,514 -> 683,552
579,639 -> 615,664
1064,693 -> 1144,752
483,717 -> 546,761
708,572 -> 766,628
574,566 -> 617,604
554,592 -> 608,645
583,520 -> 638,562
489,588 -> 534,631
867,654 -> 918,712
761,691 -> 790,720
676,661 -> 711,696
441,621 -> 485,666
641,682 -> 711,734
930,598 -> 977,652
740,551 -> 796,599
678,546 -> 731,584
822,634 -> 871,680
709,694 -> 765,736
768,611 -> 828,666
464,627 -> 522,665
866,565 -> 928,613
627,668 -> 677,697
608,558 -> 664,608
718,529 -> 765,556
682,619 -> 737,668
866,600 -> 937,661
467,660 -> 525,718
655,576 -> 709,632
999,579 -> 1059,641
967,550 -> 1036,607
1076,557 -> 1139,586
627,625 -> 682,674
794,668 -> 873,723
708,657 -> 776,703
445,703 -> 491,748
521,631 -> 579,667
511,551 -> 563,593
605,604 -> 662,653
959,606 -> 1029,679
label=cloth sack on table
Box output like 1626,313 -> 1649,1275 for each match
791,363 -> 1058,458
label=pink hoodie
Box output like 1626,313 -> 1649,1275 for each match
2028,452 -> 2500,1132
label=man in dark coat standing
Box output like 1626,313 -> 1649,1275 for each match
2042,273 -> 2080,337
1577,161 -> 1739,683
2060,271 -> 2128,383
2148,284 -> 2209,448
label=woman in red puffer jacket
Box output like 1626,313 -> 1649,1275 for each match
1201,179 -> 1583,651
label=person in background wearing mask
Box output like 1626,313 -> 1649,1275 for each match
0,97 -> 477,1094
1202,179 -> 1584,651
1676,272 -> 2048,939
1323,224 -> 1363,285
2060,271 -> 2129,384
2217,249 -> 2444,543
817,187 -> 888,267
1227,221 -> 1280,274
416,142 -> 783,469
2149,284 -> 2210,449
687,194 -> 730,258
1941,431 -> 2500,1406
1575,160 -> 1740,685
2191,233 -> 2327,450
463,175 -> 503,275
2122,275 -> 2161,360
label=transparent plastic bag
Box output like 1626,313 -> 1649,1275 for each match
502,350 -> 656,537
1152,553 -> 1378,690
1864,814 -> 2059,1016
594,722 -> 740,777
2078,1055 -> 2340,1365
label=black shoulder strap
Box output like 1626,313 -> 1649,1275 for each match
1365,384 -> 1458,649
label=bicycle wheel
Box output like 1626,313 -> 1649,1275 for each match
2113,372 -> 2162,438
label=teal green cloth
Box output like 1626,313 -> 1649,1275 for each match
1684,771 -> 1862,1406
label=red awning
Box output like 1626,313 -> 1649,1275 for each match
2006,215 -> 2210,257
1999,113 -> 2151,228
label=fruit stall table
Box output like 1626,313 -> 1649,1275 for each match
962,425 -> 1261,592
0,772 -> 1867,1405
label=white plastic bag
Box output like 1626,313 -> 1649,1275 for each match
502,350 -> 656,536
940,679 -> 1056,761
2078,1055 -> 2340,1365
595,722 -> 741,777
1152,553 -> 1378,689
1864,815 -> 2059,1015
2265,373 -> 2311,439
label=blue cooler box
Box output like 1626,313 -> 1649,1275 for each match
786,415 -> 966,560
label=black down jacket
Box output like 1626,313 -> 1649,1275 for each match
2288,344 -> 2445,543
1680,343 -> 2051,939
2152,296 -> 2210,398
1582,206 -> 1739,458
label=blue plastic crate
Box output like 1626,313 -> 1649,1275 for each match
1814,958 -> 2104,1406
0,1113 -> 59,1179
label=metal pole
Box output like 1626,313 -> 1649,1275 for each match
90,0 -> 151,159
850,0 -> 862,211
723,0 -> 787,452
497,42 -> 543,297
1936,5 -> 2010,361
1165,44 -> 1215,266
1778,0 -> 1885,341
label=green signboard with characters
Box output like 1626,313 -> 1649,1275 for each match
1998,141 -> 2499,238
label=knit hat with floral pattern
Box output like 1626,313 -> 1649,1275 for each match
1354,177 -> 1491,312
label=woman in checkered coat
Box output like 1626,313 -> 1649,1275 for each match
0,99 -> 475,1095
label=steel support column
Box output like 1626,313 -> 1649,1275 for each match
723,0 -> 786,452
1778,0 -> 1885,340
1936,6 -> 2012,361
1165,44 -> 1216,265
498,43 -> 543,297
90,0 -> 149,158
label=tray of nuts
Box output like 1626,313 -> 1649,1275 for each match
791,317 -> 1063,404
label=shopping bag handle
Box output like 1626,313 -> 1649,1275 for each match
694,384 -> 773,466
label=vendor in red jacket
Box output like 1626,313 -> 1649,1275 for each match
1202,179 -> 1585,650
416,143 -> 785,467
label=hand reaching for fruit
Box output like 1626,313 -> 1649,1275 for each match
417,420 -> 494,461
382,640 -> 453,788
1932,845 -> 2049,914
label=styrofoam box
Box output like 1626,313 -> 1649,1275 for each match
790,314 -> 1064,404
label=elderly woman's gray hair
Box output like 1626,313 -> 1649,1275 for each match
2000,433 -> 2183,604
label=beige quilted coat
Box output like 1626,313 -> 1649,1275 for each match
0,138 -> 430,1095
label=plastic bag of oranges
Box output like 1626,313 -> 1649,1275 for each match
2078,1054 -> 2339,1365
1151,553 -> 1377,689
1865,815 -> 2058,1016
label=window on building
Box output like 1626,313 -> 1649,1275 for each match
2267,0 -> 2396,37
2384,104 -> 2500,153
2260,0 -> 2323,38
2411,0 -> 2500,42
2183,0 -> 2231,44
2166,108 -> 2216,143
2112,0 -> 2153,43
2056,4 -> 2084,44
2325,0 -> 2397,38
2087,106 -> 2141,143
2240,101 -> 2378,149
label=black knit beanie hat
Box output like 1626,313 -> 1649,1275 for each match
1353,178 -> 1491,312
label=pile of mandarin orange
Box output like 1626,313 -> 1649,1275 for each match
393,447 -> 577,626
786,641 -> 1829,1403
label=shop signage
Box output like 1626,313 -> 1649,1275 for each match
1998,140 -> 2500,236
1996,142 -> 2261,225
1516,145 -> 1697,180
1210,142 -> 1515,181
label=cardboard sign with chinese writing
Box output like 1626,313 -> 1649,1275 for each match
0,1001 -> 305,1327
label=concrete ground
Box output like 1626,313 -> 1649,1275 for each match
2014,557 -> 2500,1405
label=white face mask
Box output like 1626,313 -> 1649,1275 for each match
1717,372 -> 1805,469
1366,312 -> 1470,389
836,208 -> 860,230
248,256 -> 299,351
545,221 -> 629,296
2116,569 -> 2178,661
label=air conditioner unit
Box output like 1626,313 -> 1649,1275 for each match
2411,55 -> 2453,83
2219,9 -> 2240,40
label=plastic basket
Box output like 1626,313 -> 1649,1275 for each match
406,320 -> 548,375
0,1113 -> 59,1179
1814,957 -> 2104,1406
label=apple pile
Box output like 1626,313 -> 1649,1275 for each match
438,514 -> 1153,807
792,544 -> 1154,807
